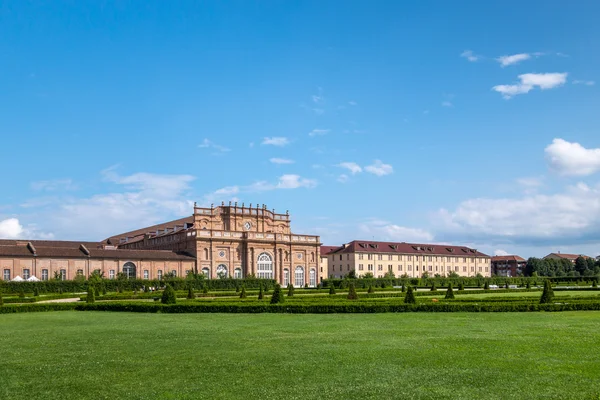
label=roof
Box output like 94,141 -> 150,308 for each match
0,240 -> 195,261
104,216 -> 194,244
544,253 -> 589,260
329,240 -> 489,257
320,245 -> 340,256
491,255 -> 526,262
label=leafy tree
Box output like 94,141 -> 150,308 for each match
187,285 -> 195,300
383,271 -> 395,279
421,272 -> 430,279
346,270 -> 357,279
362,272 -> 374,279
347,283 -> 359,300
270,284 -> 285,304
287,284 -> 295,297
367,285 -> 374,294
86,285 -> 95,303
239,286 -> 247,299
593,279 -> 598,288
19,286 -> 25,299
329,285 -> 336,295
540,280 -> 554,304
575,257 -> 588,276
161,284 -> 177,304
458,282 -> 464,291
448,271 -> 459,279
258,284 -> 264,300
445,283 -> 455,300
88,269 -> 104,286
404,285 -> 416,304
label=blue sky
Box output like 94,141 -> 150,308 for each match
1,1 -> 599,258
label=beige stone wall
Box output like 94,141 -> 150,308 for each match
327,252 -> 492,279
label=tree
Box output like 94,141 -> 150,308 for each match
362,272 -> 374,279
430,282 -> 437,291
86,285 -> 95,304
161,284 -> 177,304
347,283 -> 359,300
367,285 -> 374,294
484,281 -> 490,290
448,271 -> 459,279
540,280 -> 554,304
270,284 -> 285,304
239,286 -> 247,299
187,285 -> 195,300
329,285 -> 336,295
401,283 -> 406,292
445,283 -> 455,299
421,272 -> 430,279
258,284 -> 264,300
287,284 -> 295,297
575,257 -> 588,276
383,271 -> 395,279
346,270 -> 357,279
404,285 -> 416,304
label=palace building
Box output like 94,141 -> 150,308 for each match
325,240 -> 491,278
0,203 -> 322,287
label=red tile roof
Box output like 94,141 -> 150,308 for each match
328,240 -> 489,257
320,246 -> 340,256
104,216 -> 194,244
545,253 -> 589,261
491,255 -> 526,262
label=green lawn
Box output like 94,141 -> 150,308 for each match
0,312 -> 599,399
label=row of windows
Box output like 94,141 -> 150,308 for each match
2,268 -> 177,281
355,254 -> 489,263
354,264 -> 490,273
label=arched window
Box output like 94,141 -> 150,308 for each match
294,266 -> 304,287
257,253 -> 273,279
123,262 -> 136,279
283,268 -> 290,287
216,264 -> 228,279
201,267 -> 211,279
234,268 -> 242,279
309,268 -> 316,287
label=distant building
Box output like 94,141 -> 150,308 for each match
325,240 -> 491,279
543,253 -> 590,264
491,255 -> 526,277
319,246 -> 339,280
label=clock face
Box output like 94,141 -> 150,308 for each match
244,222 -> 252,230
218,250 -> 226,258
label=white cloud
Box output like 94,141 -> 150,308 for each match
337,162 -> 362,175
210,174 -> 318,198
31,179 -> 76,192
262,137 -> 290,147
460,50 -> 480,62
337,174 -> 350,183
516,177 -> 544,188
0,218 -> 24,239
308,129 -> 330,137
496,53 -> 531,67
214,186 -> 239,196
493,72 -> 568,99
573,80 -> 595,86
359,219 -> 434,243
545,138 -> 600,176
102,167 -> 195,199
365,160 -> 393,176
277,174 -> 317,189
269,158 -> 294,165
442,101 -> 453,107
198,138 -> 230,153
494,249 -> 509,256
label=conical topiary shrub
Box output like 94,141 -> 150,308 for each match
367,285 -> 374,294
270,284 -> 285,304
484,281 -> 490,290
445,283 -> 455,300
404,285 -> 416,304
401,283 -> 406,292
94,285 -> 100,297
329,285 -> 336,295
102,284 -> 107,295
430,282 -> 437,291
505,282 -> 509,289
540,280 -> 554,304
0,291 -> 4,307
187,286 -> 195,300
86,285 -> 95,304
258,284 -> 264,300
347,283 -> 359,300
33,286 -> 39,297
202,284 -> 208,294
161,284 -> 177,304
287,284 -> 294,297
239,286 -> 247,299
526,281 -> 531,289
458,281 -> 464,291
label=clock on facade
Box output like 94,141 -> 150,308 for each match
218,250 -> 226,258
244,222 -> 252,230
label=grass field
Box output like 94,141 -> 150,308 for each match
0,312 -> 599,400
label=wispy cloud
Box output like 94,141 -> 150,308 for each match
211,174 -> 318,198
460,50 -> 480,62
365,160 -> 393,176
199,138 -> 231,153
269,158 -> 294,165
337,162 -> 363,175
492,72 -> 568,99
31,179 -> 76,192
262,137 -> 290,147
573,80 -> 595,86
496,53 -> 531,67
308,128 -> 330,137
441,101 -> 453,107
337,174 -> 350,183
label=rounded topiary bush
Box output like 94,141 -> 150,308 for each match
404,285 -> 416,304
161,284 -> 177,304
270,284 -> 285,304
347,283 -> 359,300
401,283 -> 406,293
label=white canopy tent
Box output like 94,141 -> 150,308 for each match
11,275 -> 24,282
27,276 -> 40,282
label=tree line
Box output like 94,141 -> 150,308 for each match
525,256 -> 600,277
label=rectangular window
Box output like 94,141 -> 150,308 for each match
408,265 -> 412,271
347,254 -> 349,260
339,255 -> 342,261
398,265 -> 403,271
377,255 -> 382,261
3,269 -> 10,281
428,256 -> 432,261
416,266 -> 419,271
455,266 -> 459,272
23,269 -> 30,280
428,266 -> 432,272
388,265 -> 392,271
463,266 -> 467,272
109,270 -> 115,279
359,264 -> 364,271
398,255 -> 402,261
479,267 -> 482,272
332,266 -> 335,271
42,269 -> 48,281
447,266 -> 451,272
378,264 -> 383,271
358,254 -> 364,260
485,267 -> 489,272
408,255 -> 412,261
463,257 -> 467,263
157,270 -> 163,280
368,264 -> 373,271
60,269 -> 67,280
143,270 -> 149,279
388,255 -> 392,261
